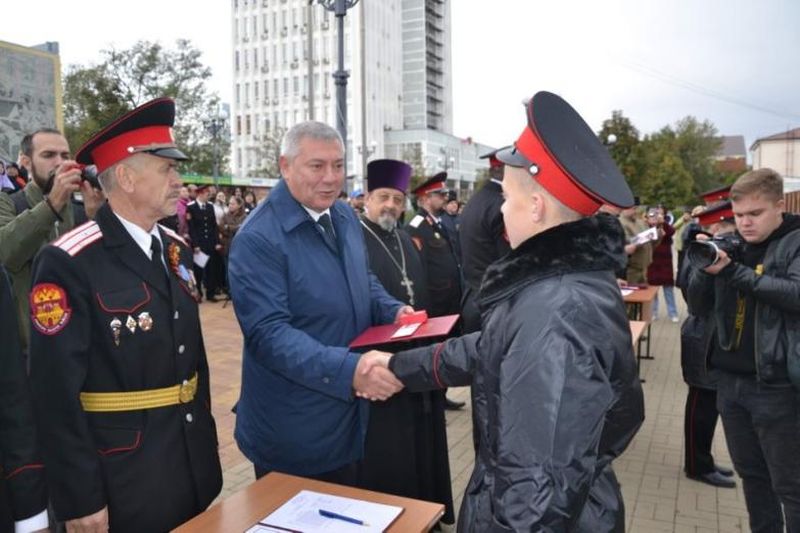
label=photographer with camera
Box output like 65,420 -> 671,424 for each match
687,168 -> 800,532
0,128 -> 105,349
678,200 -> 737,489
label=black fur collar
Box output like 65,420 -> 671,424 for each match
479,214 -> 626,307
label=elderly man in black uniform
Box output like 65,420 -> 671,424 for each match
1,265 -> 48,533
406,172 -> 465,410
458,148 -> 511,333
28,98 -> 222,533
369,91 -> 644,531
357,159 -> 455,525
187,184 -> 222,302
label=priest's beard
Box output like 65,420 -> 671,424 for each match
377,211 -> 398,232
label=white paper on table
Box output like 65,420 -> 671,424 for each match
244,526 -> 289,533
629,227 -> 658,246
254,489 -> 403,533
620,288 -> 635,297
193,250 -> 210,268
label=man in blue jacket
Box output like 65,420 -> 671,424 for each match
228,121 -> 411,484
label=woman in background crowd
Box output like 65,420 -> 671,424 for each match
243,190 -> 258,214
647,206 -> 679,321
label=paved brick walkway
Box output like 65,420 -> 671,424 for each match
199,296 -> 750,532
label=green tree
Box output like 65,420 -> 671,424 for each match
248,126 -> 287,179
62,39 -> 228,176
637,129 -> 694,207
672,116 -> 724,195
598,110 -> 643,188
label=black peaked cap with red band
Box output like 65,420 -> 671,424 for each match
697,200 -> 734,226
480,146 -> 510,169
412,172 -> 448,197
495,91 -> 634,215
699,184 -> 731,205
75,97 -> 188,174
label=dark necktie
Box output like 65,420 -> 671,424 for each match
150,235 -> 170,288
317,213 -> 338,253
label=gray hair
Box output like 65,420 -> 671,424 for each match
280,121 -> 343,161
97,163 -> 119,193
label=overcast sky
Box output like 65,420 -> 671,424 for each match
3,0 -> 799,150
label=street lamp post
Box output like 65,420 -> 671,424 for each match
317,0 -> 360,177
357,140 -> 376,183
203,108 -> 229,188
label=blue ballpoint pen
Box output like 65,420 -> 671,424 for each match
318,509 -> 370,526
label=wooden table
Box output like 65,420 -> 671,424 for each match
624,286 -> 658,382
173,472 -> 445,532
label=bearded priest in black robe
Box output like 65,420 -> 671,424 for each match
359,159 -> 454,525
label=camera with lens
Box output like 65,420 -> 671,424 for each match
686,232 -> 744,269
45,163 -> 101,193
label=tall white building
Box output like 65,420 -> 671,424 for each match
230,0 -> 489,193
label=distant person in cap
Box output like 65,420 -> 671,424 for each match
187,184 -> 223,301
458,147 -> 511,333
440,189 -> 462,260
406,172 -> 465,411
349,188 -> 365,215
28,97 -> 222,533
676,200 -> 736,490
227,121 -> 412,488
369,91 -> 645,531
357,158 -> 455,525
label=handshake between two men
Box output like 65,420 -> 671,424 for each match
352,350 -> 400,401
351,304 -> 419,401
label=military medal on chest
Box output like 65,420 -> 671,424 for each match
137,312 -> 153,332
110,317 -> 122,346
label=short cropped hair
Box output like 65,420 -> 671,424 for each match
731,168 -> 783,202
20,128 -> 63,157
280,121 -> 343,161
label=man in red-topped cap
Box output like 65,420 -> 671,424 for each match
28,98 -> 222,533
406,172 -> 466,410
367,91 -> 645,531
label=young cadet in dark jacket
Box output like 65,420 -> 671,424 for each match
28,99 -> 222,533
687,168 -> 800,533
677,200 -> 736,489
0,266 -> 48,533
370,91 -> 645,532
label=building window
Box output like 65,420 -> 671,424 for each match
235,83 -> 241,104
283,77 -> 288,97
254,82 -> 259,100
293,76 -> 299,95
236,116 -> 242,135
245,82 -> 250,105
246,115 -> 251,135
264,80 -> 269,98
235,51 -> 240,72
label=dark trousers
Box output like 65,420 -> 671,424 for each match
684,386 -> 720,476
717,373 -> 800,533
254,461 -> 362,487
193,250 -> 219,298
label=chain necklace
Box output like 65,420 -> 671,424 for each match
360,219 -> 415,306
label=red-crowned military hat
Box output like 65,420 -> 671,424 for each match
412,172 -> 448,198
480,146 -> 509,169
75,97 -> 188,174
495,91 -> 634,215
366,159 -> 412,193
697,200 -> 734,226
700,184 -> 731,205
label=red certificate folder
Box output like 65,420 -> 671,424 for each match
349,314 -> 460,349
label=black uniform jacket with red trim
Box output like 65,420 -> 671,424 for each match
28,202 -> 222,533
404,208 -> 463,318
0,266 -> 47,527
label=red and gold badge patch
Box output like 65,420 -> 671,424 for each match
30,283 -> 72,335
